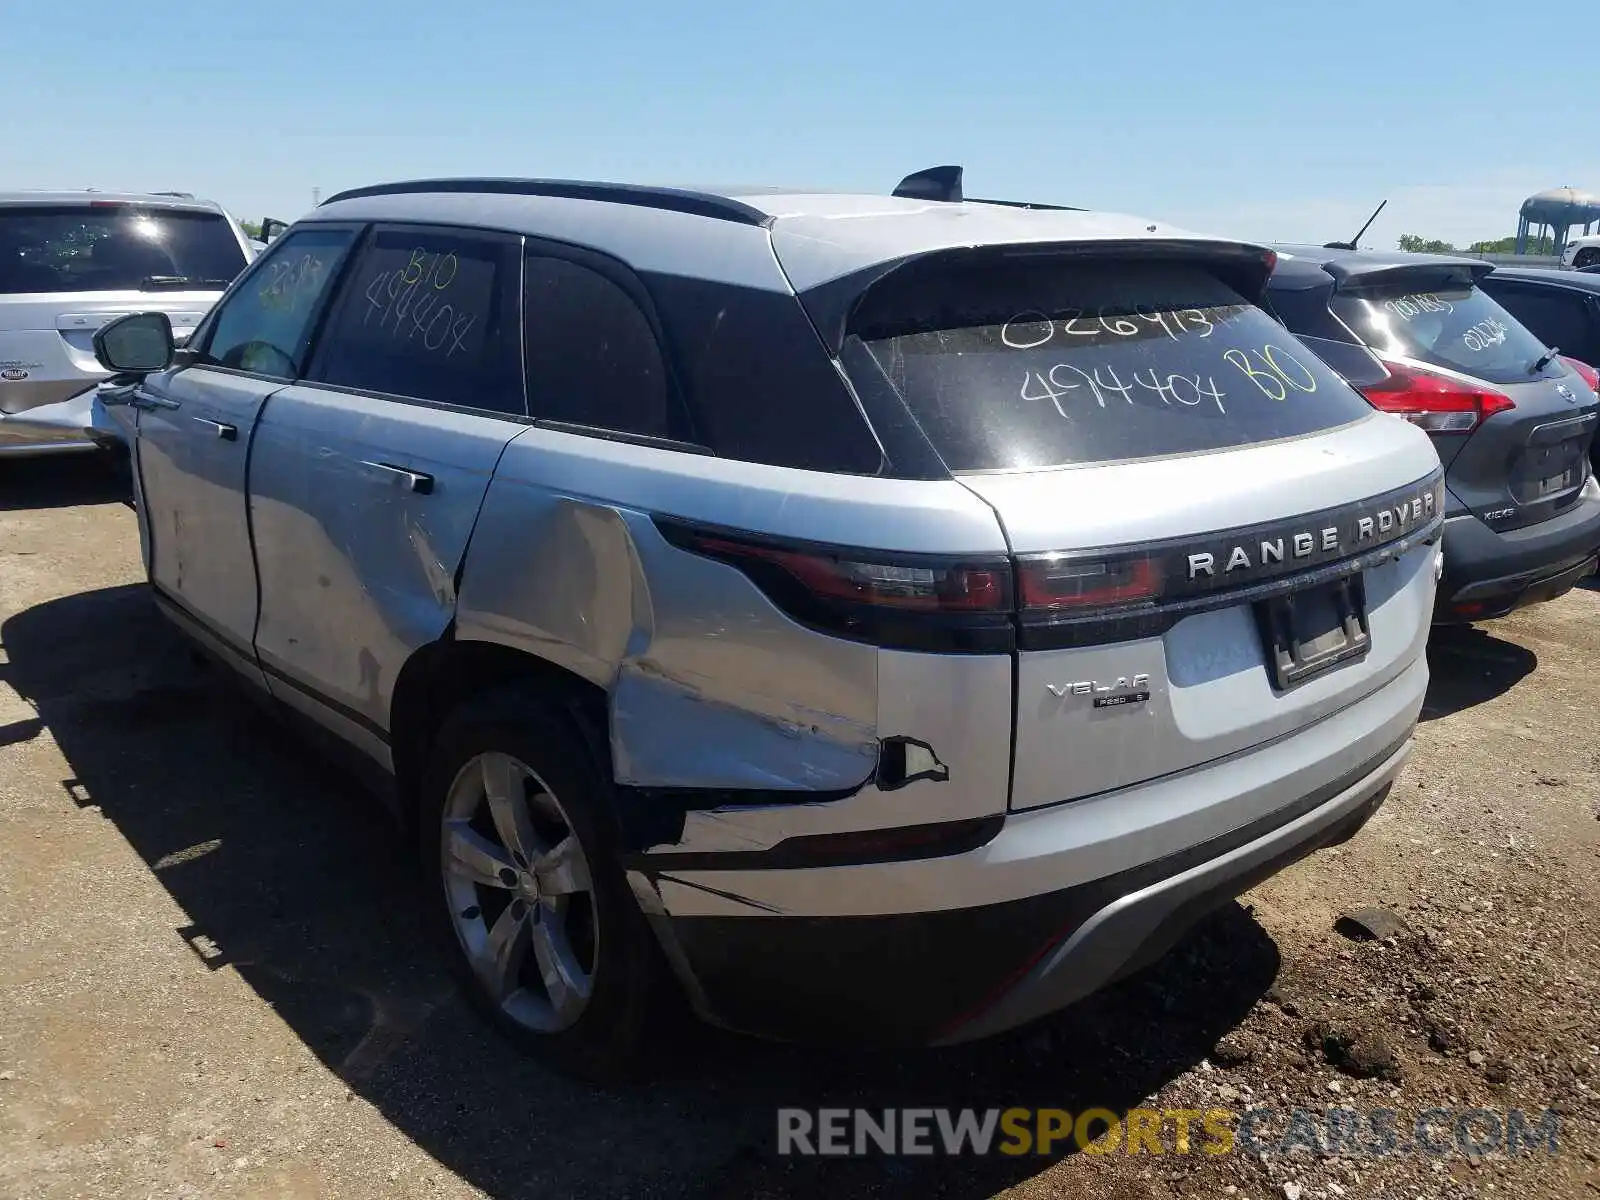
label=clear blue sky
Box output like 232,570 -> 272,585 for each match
3,0 -> 1593,249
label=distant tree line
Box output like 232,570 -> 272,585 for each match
1397,233 -> 1555,255
239,220 -> 263,239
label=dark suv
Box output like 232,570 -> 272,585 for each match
1266,248 -> 1600,622
1477,266 -> 1600,465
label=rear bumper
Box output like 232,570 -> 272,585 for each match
637,654 -> 1426,1046
0,389 -> 122,458
1435,485 -> 1600,620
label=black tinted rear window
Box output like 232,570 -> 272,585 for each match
854,261 -> 1374,471
0,205 -> 246,294
1330,284 -> 1558,385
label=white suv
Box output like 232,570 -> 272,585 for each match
0,191 -> 252,458
92,174 -> 1443,1076
1561,232 -> 1600,271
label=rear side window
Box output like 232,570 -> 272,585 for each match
1330,284 -> 1558,385
644,273 -> 884,474
853,261 -> 1374,471
1480,284 -> 1600,362
0,204 -> 246,295
202,227 -> 356,378
524,254 -> 674,439
310,226 -> 524,414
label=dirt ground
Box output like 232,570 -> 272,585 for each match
2,457 -> 1598,1200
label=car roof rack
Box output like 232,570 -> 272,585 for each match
318,177 -> 772,227
150,191 -> 195,199
891,165 -> 1083,212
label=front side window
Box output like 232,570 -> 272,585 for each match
1331,283 -> 1559,385
0,204 -> 247,295
201,227 -> 356,378
310,226 -> 523,414
853,260 -> 1375,471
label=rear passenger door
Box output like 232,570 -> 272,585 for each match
246,225 -> 526,764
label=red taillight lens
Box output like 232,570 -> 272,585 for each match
1559,355 -> 1600,396
657,520 -> 1018,653
1016,555 -> 1162,611
690,535 -> 1010,613
1356,360 -> 1514,433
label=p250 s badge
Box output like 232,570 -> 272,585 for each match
1047,674 -> 1151,708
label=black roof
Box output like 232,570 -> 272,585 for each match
1481,266 -> 1600,296
1268,244 -> 1493,292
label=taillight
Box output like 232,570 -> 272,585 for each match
688,535 -> 1009,613
1016,554 -> 1162,611
1560,355 -> 1600,397
1356,360 -> 1514,433
655,520 -> 1015,653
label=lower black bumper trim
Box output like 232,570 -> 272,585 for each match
666,731 -> 1409,1046
1440,552 -> 1597,619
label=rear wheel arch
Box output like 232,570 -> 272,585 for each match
389,636 -> 610,829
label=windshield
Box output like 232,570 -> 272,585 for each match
853,261 -> 1375,471
0,204 -> 246,295
1330,284 -> 1558,385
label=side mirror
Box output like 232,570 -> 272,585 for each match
94,312 -> 176,376
260,217 -> 289,242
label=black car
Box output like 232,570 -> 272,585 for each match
1266,247 -> 1600,623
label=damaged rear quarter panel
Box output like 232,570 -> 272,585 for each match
453,425 -> 1011,806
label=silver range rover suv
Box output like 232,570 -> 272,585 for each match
91,177 -> 1443,1076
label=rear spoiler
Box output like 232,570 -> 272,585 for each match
891,165 -> 1082,213
801,238 -> 1279,352
1322,256 -> 1492,293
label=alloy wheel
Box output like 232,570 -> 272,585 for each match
440,751 -> 599,1033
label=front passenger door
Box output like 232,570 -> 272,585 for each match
132,225 -> 358,683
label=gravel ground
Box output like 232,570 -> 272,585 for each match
1,457 -> 1597,1200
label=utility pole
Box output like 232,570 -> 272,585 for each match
311,186 -> 321,207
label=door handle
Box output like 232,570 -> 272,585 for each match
129,388 -> 181,412
360,460 -> 434,494
191,416 -> 238,441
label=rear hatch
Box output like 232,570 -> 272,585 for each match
0,202 -> 244,416
841,252 -> 1442,809
1326,267 -> 1600,533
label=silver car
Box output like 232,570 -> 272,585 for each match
0,191 -> 251,458
92,176 -> 1443,1077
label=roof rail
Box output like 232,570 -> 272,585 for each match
150,191 -> 195,199
969,196 -> 1084,213
891,165 -> 1082,212
318,178 -> 772,227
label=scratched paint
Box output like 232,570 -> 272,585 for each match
611,659 -> 877,790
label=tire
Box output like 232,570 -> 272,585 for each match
419,684 -> 663,1079
1575,249 -> 1600,269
